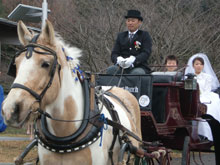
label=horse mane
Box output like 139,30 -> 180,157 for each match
54,33 -> 82,67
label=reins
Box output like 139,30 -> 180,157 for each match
96,64 -> 125,87
36,107 -> 100,123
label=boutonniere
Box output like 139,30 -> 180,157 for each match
134,41 -> 141,50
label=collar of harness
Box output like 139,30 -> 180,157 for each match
34,113 -> 102,153
32,79 -> 104,153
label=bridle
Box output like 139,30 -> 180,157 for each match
8,35 -> 61,127
10,35 -> 60,103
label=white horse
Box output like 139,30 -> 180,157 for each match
2,20 -> 142,165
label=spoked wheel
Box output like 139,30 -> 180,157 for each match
161,154 -> 171,165
181,136 -> 190,165
135,157 -> 171,165
135,152 -> 171,165
156,152 -> 171,165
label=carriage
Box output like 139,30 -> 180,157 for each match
95,71 -> 215,164
2,20 -> 217,165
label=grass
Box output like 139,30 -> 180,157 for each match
0,141 -> 38,163
0,126 -> 37,163
1,126 -> 26,136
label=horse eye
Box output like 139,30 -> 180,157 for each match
41,61 -> 50,68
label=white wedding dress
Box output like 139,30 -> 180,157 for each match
196,72 -> 220,141
185,53 -> 220,141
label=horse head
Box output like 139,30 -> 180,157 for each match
2,20 -> 82,130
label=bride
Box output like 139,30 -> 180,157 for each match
185,53 -> 220,141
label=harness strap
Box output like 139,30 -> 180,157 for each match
104,91 -> 131,114
100,89 -> 153,145
106,118 -> 142,143
109,133 -> 117,165
108,110 -> 121,165
25,35 -> 40,59
11,83 -> 41,101
15,139 -> 38,165
100,94 -> 125,165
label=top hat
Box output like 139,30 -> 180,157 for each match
125,10 -> 143,21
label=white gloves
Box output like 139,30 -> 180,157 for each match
124,56 -> 136,68
117,56 -> 125,65
117,56 -> 136,69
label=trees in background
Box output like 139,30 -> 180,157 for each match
2,0 -> 220,75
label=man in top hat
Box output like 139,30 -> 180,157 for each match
107,9 -> 152,74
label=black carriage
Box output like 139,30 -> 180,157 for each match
95,71 -> 214,165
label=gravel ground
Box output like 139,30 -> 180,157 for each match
0,136 -> 30,141
172,152 -> 215,165
0,136 -> 216,165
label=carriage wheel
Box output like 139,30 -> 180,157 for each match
181,136 -> 190,165
158,152 -> 171,165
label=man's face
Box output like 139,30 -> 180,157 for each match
166,60 -> 178,71
126,18 -> 142,32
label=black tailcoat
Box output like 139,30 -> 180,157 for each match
111,30 -> 152,72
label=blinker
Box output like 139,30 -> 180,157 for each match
7,34 -> 40,77
7,56 -> 16,77
25,47 -> 33,59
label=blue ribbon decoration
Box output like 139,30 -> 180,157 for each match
74,65 -> 84,81
66,60 -> 84,82
66,56 -> 73,61
72,69 -> 76,73
99,114 -> 108,146
75,65 -> 80,70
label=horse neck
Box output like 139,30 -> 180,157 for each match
46,65 -> 84,137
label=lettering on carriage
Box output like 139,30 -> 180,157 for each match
123,86 -> 139,93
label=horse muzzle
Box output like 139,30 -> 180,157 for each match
2,103 -> 21,127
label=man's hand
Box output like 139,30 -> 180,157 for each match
117,56 -> 136,69
117,56 -> 127,68
123,56 -> 136,68
117,56 -> 125,65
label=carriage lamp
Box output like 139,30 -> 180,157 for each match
184,73 -> 197,90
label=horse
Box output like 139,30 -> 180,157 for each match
2,20 -> 142,165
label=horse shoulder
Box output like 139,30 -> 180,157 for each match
108,87 -> 140,119
107,87 -> 142,145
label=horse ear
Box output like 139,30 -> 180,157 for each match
41,20 -> 55,45
17,21 -> 33,45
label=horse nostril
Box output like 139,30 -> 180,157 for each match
14,103 -> 20,114
10,103 -> 20,123
1,109 -> 5,116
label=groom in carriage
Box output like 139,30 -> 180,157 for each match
107,9 -> 152,75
